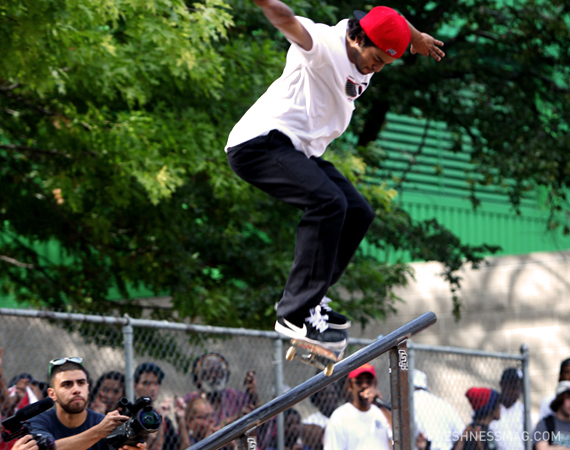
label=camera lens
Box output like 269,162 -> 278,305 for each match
138,411 -> 161,431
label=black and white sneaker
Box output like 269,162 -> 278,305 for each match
319,296 -> 351,329
275,307 -> 348,351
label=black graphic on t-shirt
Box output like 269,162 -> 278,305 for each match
345,77 -> 367,99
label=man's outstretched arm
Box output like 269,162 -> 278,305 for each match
407,21 -> 445,61
253,0 -> 313,51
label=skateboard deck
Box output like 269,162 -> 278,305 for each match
285,339 -> 343,376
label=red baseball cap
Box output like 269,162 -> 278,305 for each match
354,7 -> 411,59
349,363 -> 376,379
465,387 -> 499,412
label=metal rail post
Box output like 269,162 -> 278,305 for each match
521,344 -> 531,450
235,434 -> 257,450
390,340 -> 411,450
408,342 -> 416,447
274,338 -> 285,450
122,314 -> 134,402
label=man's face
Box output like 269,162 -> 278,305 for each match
349,40 -> 397,75
492,403 -> 502,421
500,380 -> 522,408
560,366 -> 570,381
197,357 -> 228,394
187,401 -> 215,440
349,373 -> 376,406
15,378 -> 30,398
98,379 -> 124,412
559,392 -> 570,418
134,372 -> 160,400
49,370 -> 89,414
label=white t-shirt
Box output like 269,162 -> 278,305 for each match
303,410 -> 330,428
324,403 -> 391,450
489,402 -> 525,450
226,17 -> 373,158
413,389 -> 464,450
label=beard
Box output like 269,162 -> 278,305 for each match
351,50 -> 368,75
60,397 -> 87,414
200,377 -> 227,395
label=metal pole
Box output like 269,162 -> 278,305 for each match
408,343 -> 416,449
390,340 -> 411,450
235,434 -> 257,450
520,344 -> 531,450
188,311 -> 437,450
274,338 -> 285,450
123,315 -> 135,402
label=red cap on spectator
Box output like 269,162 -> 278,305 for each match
354,7 -> 411,59
465,387 -> 499,412
349,363 -> 376,379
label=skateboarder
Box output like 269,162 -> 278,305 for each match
226,0 -> 445,351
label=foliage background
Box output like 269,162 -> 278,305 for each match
1,0 -> 568,327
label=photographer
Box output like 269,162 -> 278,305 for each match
27,357 -> 146,450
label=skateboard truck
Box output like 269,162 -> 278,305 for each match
285,339 -> 343,376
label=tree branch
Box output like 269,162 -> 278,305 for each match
0,83 -> 21,92
0,144 -> 71,158
0,90 -> 56,116
0,255 -> 34,269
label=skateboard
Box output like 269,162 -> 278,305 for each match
285,339 -> 343,376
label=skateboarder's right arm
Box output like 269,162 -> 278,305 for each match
253,0 -> 313,51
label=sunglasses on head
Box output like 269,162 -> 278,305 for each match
49,357 -> 83,377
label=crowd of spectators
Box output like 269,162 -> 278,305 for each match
0,346 -> 569,450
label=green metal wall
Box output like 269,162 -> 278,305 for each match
374,113 -> 570,256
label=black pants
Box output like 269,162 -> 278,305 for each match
227,130 -> 375,318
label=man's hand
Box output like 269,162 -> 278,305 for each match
96,410 -> 130,438
410,32 -> 445,61
12,435 -> 39,450
120,443 -> 147,450
243,371 -> 259,407
243,371 -> 257,394
359,386 -> 383,404
173,395 -> 186,422
416,432 -> 428,450
158,397 -> 172,417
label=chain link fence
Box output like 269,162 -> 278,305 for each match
0,309 -> 529,450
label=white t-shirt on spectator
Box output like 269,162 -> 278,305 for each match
489,402 -> 525,450
414,389 -> 464,450
324,403 -> 391,450
303,410 -> 330,428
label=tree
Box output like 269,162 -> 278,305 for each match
351,0 -> 570,220
9,0 -> 553,328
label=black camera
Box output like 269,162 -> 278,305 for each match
1,398 -> 56,450
106,396 -> 162,449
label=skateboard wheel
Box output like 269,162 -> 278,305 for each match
324,362 -> 334,376
286,346 -> 296,361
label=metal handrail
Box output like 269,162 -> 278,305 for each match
188,311 -> 437,450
